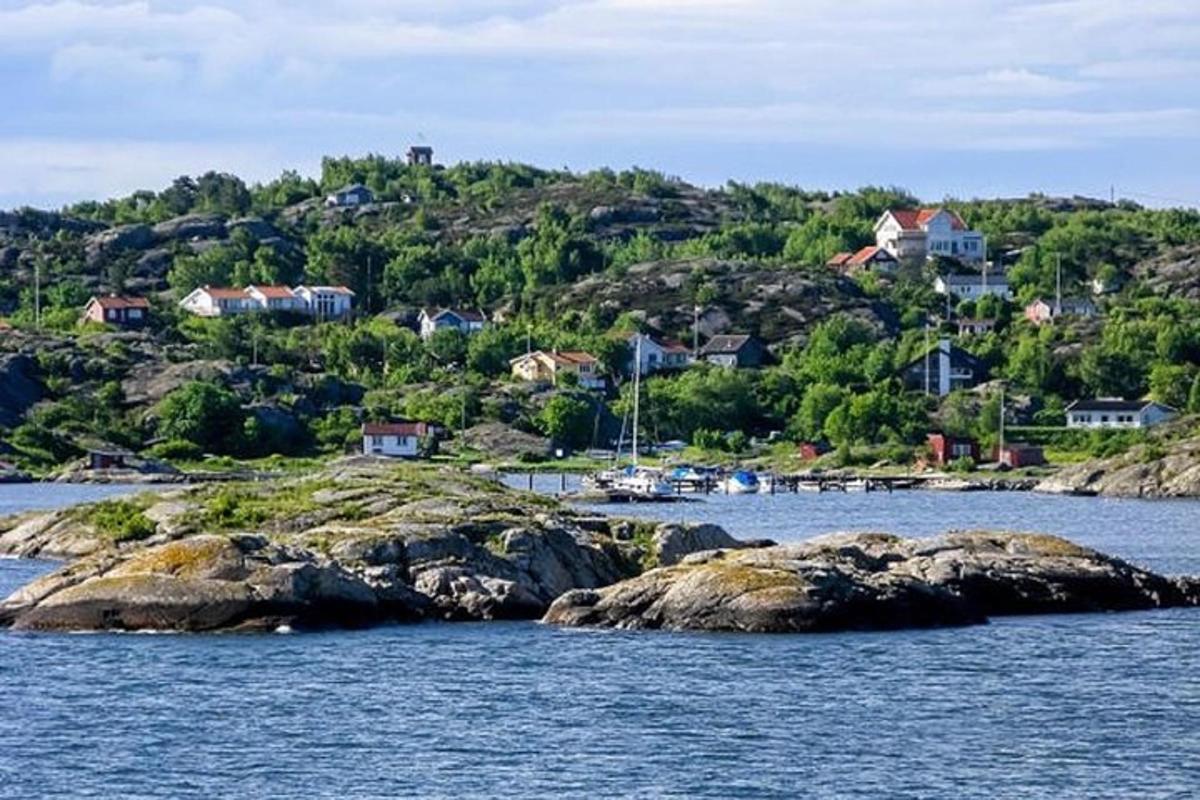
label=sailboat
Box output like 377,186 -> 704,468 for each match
606,337 -> 672,497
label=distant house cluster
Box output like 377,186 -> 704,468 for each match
180,285 -> 354,318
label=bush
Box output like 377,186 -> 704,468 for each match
946,457 -> 976,473
144,439 -> 204,461
88,500 -> 157,543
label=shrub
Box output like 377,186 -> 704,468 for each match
88,500 -> 157,543
947,457 -> 976,473
145,439 -> 204,461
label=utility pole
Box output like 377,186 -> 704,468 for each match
33,236 -> 42,331
632,336 -> 641,467
998,383 -> 1006,463
924,322 -> 931,396
365,255 -> 373,316
693,304 -> 700,358
1055,253 -> 1063,316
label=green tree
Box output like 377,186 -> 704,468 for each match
156,381 -> 245,452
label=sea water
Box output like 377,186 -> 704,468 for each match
1,484 -> 1198,798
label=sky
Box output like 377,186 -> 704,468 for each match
1,0 -> 1199,209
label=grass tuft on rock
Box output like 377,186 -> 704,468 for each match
82,499 -> 157,544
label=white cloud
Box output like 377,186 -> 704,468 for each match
912,69 -> 1091,98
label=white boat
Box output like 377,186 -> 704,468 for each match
843,478 -> 870,493
719,470 -> 760,494
612,467 -> 673,497
757,474 -> 776,494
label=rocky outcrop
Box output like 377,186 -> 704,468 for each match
544,532 -> 1200,634
151,213 -> 227,242
85,224 -> 155,266
0,462 -> 646,631
652,522 -> 753,567
0,535 -> 423,632
1037,435 -> 1200,498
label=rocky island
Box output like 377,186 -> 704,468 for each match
1,460 -> 1197,634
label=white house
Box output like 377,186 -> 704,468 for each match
418,308 -> 487,340
621,332 -> 692,375
875,208 -> 985,264
179,286 -> 256,317
246,285 -> 305,313
1066,400 -> 1177,430
326,184 -> 375,208
295,286 -> 355,319
934,274 -> 1012,301
362,421 -> 436,458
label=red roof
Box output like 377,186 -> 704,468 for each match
363,422 -> 433,437
660,339 -> 691,353
888,208 -> 966,232
202,287 -> 250,300
846,246 -> 895,266
827,252 -> 854,267
90,295 -> 150,310
248,285 -> 296,299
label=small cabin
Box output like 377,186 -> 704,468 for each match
82,295 -> 150,328
362,422 -> 436,458
995,443 -> 1046,469
87,448 -> 132,470
927,433 -> 979,466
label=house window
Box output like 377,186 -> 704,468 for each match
128,309 -> 143,319
372,436 -> 384,446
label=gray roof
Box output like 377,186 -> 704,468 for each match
700,334 -> 755,355
943,273 -> 1008,286
1067,399 -> 1170,413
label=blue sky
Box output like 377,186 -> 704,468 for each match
2,0 -> 1199,209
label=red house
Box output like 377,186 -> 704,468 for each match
927,433 -> 980,466
82,295 -> 150,328
995,443 -> 1046,469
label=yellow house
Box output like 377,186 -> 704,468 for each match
510,350 -> 605,390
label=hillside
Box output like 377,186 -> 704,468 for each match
2,157 -> 1200,476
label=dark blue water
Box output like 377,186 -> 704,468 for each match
2,485 -> 1199,798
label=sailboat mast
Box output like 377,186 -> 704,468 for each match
632,336 -> 641,468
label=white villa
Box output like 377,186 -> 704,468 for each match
295,285 -> 355,319
245,285 -> 306,313
180,285 -> 354,318
1066,400 -> 1177,430
418,308 -> 487,340
179,286 -> 256,317
934,274 -> 1012,301
875,208 -> 985,264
